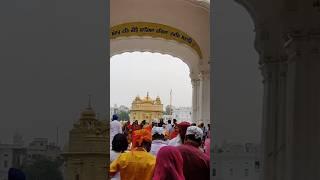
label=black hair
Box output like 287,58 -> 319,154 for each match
168,120 -> 171,124
141,140 -> 152,152
191,123 -> 197,126
152,133 -> 165,141
173,119 -> 177,123
185,134 -> 202,146
141,120 -> 146,126
112,133 -> 128,153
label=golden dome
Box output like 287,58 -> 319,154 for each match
142,92 -> 153,103
80,106 -> 96,120
134,95 -> 141,102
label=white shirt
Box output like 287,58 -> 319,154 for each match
110,120 -> 122,143
150,140 -> 168,156
168,135 -> 182,147
165,124 -> 173,133
110,150 -> 121,180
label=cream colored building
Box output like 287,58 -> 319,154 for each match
63,103 -> 109,180
130,93 -> 163,123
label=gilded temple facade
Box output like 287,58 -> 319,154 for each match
130,93 -> 163,123
63,103 -> 109,180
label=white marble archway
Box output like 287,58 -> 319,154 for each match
235,0 -> 320,179
110,0 -> 210,125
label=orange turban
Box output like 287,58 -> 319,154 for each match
132,129 -> 152,148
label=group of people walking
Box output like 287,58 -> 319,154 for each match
109,115 -> 211,180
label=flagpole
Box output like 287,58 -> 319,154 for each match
170,89 -> 172,117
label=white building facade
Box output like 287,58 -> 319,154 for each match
0,144 -> 25,180
172,107 -> 192,123
26,138 -> 61,162
0,136 -> 62,180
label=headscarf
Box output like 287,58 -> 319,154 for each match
153,146 -> 185,180
132,129 -> 152,148
8,168 -> 26,180
177,122 -> 191,143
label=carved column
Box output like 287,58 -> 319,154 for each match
199,70 -> 210,125
191,78 -> 200,123
260,58 -> 288,180
284,31 -> 320,180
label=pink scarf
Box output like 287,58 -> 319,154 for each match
153,146 -> 185,180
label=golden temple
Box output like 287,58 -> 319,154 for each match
130,92 -> 163,123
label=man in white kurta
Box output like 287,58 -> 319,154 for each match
110,114 -> 122,147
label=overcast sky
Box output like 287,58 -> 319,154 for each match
110,52 -> 192,108
0,0 -> 107,146
0,0 -> 262,147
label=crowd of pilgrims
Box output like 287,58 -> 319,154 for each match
109,114 -> 211,180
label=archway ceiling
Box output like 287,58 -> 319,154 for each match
110,0 -> 210,68
111,37 -> 200,74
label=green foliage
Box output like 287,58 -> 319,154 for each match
165,105 -> 171,115
22,156 -> 63,180
118,111 -> 130,121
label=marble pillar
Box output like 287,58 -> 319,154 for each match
191,78 -> 200,123
284,32 -> 320,180
199,70 -> 210,125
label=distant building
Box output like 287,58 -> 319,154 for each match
130,93 -> 163,123
162,115 -> 173,123
172,107 -> 192,123
0,134 -> 62,180
0,144 -> 26,180
26,138 -> 61,163
110,104 -> 119,119
63,103 -> 108,180
213,142 -> 261,180
119,105 -> 129,113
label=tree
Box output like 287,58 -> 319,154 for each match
22,156 -> 63,180
118,111 -> 130,121
165,105 -> 172,115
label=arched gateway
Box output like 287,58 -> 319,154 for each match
110,0 -> 210,125
235,0 -> 320,179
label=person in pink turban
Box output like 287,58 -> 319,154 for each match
153,146 -> 185,180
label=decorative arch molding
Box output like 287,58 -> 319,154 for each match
110,37 -> 200,78
110,22 -> 203,59
183,0 -> 210,11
